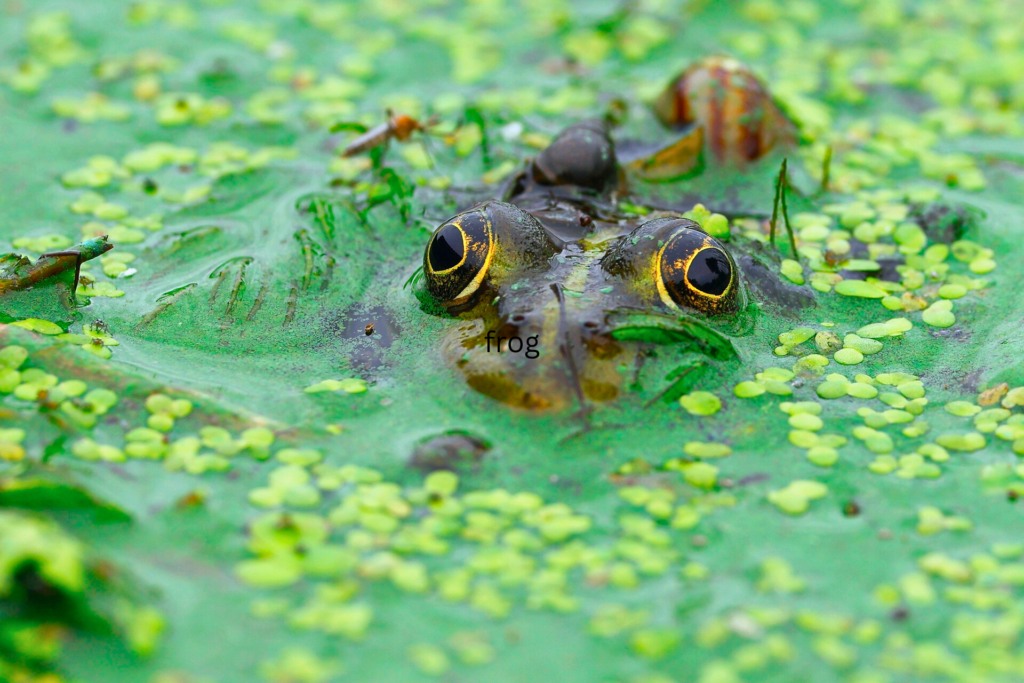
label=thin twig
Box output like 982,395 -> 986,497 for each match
769,161 -> 783,247
780,160 -> 797,258
820,145 -> 832,194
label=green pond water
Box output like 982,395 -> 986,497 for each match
3,1 -> 1024,682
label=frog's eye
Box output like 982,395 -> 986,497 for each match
601,217 -> 740,315
657,228 -> 736,312
423,200 -> 556,307
424,209 -> 493,306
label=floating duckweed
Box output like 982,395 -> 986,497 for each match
249,487 -> 283,508
808,272 -> 841,293
407,644 -> 450,676
816,380 -> 848,399
896,381 -> 925,399
937,283 -> 967,299
969,257 -> 996,274
630,628 -> 681,659
258,648 -> 338,683
446,632 -> 495,665
935,432 -> 986,452
917,506 -> 972,535
834,280 -> 886,298
793,354 -> 830,376
882,409 -> 913,424
807,447 -> 838,467
734,381 -> 765,398
0,345 -> 29,370
868,455 -> 897,474
852,427 -> 893,453
1003,387 -> 1024,409
905,398 -> 928,415
833,348 -> 864,365
895,454 -> 941,479
241,428 -> 275,456
680,462 -> 718,489
974,407 -> 1011,423
944,400 -> 981,417
757,557 -> 806,594
768,480 -> 828,515
857,408 -> 887,429
425,470 -> 460,495
759,367 -> 795,382
922,300 -> 955,327
843,334 -> 883,355
812,636 -> 857,669
679,391 -> 721,416
12,318 -> 63,335
155,92 -> 232,127
683,442 -> 732,459
762,379 -> 794,396
0,426 -> 27,461
147,413 -> 173,432
856,318 -> 912,338
778,327 -> 816,346
902,421 -> 930,437
918,443 -> 950,462
780,259 -> 805,284
996,420 -> 1024,442
847,382 -> 878,399
789,413 -> 824,431
304,378 -> 368,394
950,240 -> 983,262
277,448 -> 323,466
671,505 -> 701,530
789,430 -> 819,448
78,280 -> 125,298
72,438 -> 125,462
780,401 -> 823,416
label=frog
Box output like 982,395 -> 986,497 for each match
418,119 -> 815,412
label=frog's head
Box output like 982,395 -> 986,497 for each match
421,197 -> 746,411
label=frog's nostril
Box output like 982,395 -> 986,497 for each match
511,314 -> 526,324
583,320 -> 600,330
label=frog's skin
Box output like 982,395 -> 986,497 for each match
421,121 -> 813,412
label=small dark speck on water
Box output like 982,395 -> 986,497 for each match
736,473 -> 770,486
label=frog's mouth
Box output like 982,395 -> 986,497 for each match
440,290 -> 744,413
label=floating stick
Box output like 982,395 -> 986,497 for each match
0,236 -> 112,295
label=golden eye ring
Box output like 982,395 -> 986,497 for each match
424,209 -> 494,306
656,228 -> 737,314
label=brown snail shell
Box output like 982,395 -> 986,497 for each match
653,56 -> 796,163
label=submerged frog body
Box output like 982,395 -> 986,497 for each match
421,120 -> 802,411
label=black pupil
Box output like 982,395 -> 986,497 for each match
429,223 -> 465,272
688,248 -> 731,295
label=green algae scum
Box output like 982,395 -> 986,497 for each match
4,1 -> 1024,681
